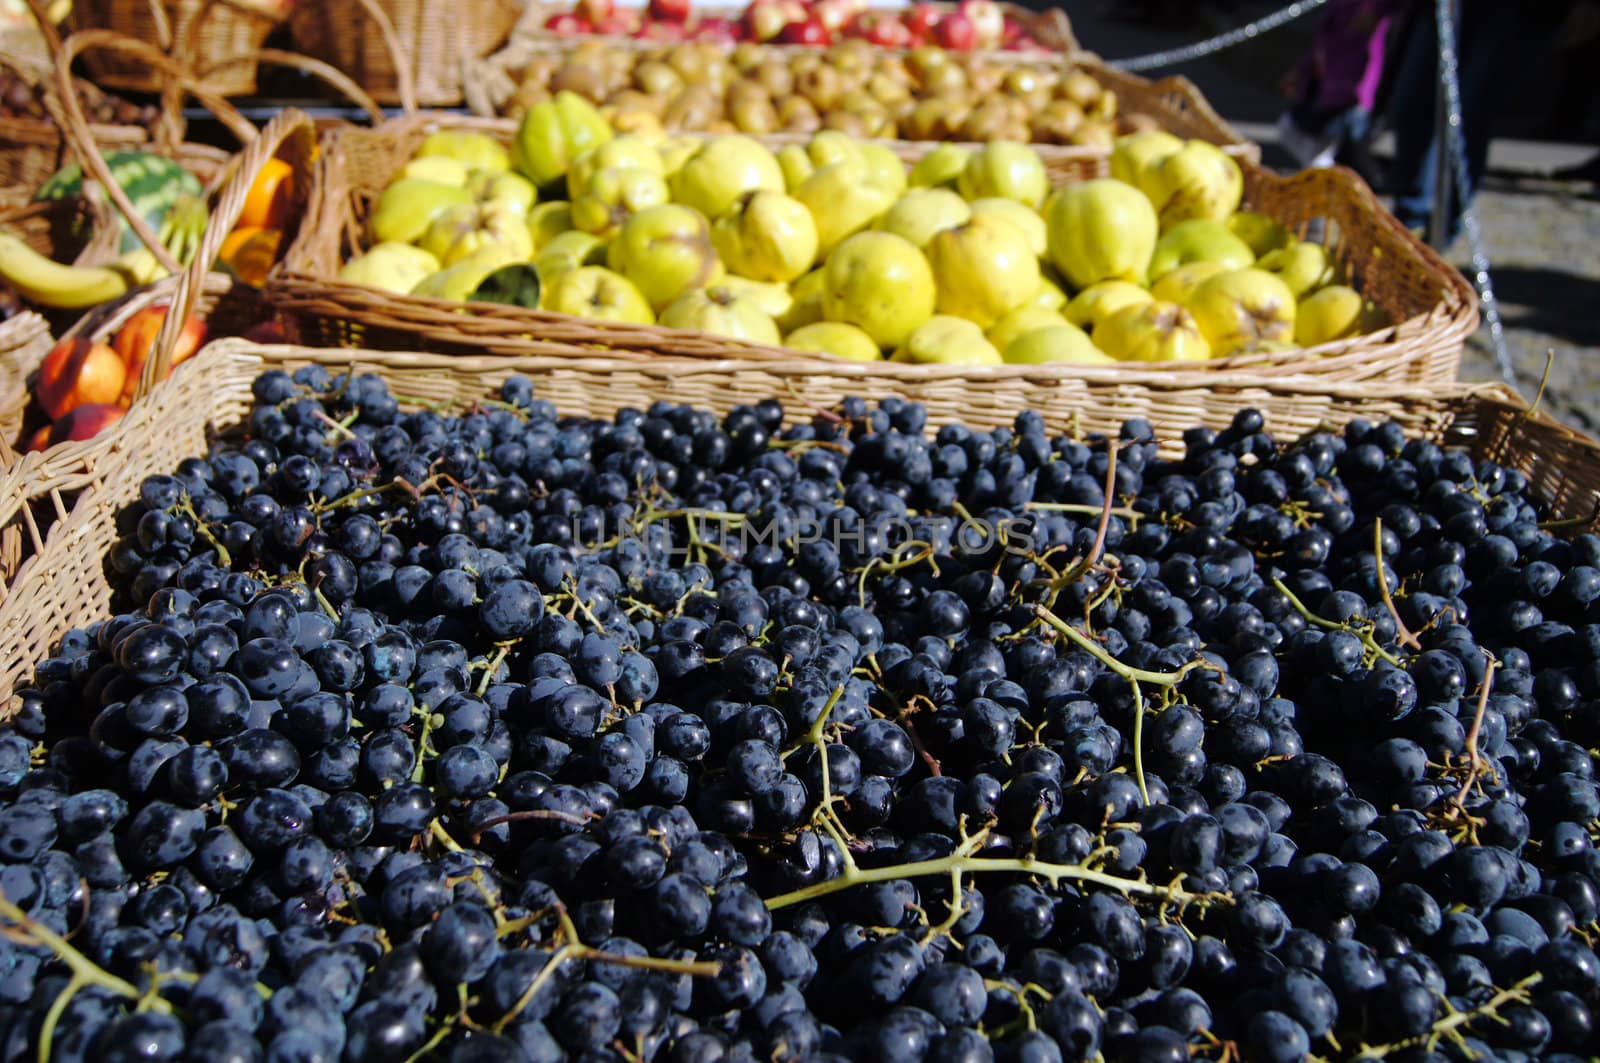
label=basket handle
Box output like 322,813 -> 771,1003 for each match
44,28 -> 259,277
200,48 -> 388,125
350,0 -> 419,116
137,107 -> 317,402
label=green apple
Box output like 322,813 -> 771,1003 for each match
370,179 -> 474,245
1150,261 -> 1227,305
659,285 -> 782,345
1110,129 -> 1183,192
1002,325 -> 1113,365
570,166 -> 670,239
821,231 -> 936,349
891,315 -> 1002,366
545,266 -> 655,325
878,188 -> 971,249
669,136 -> 785,220
610,203 -> 724,311
535,229 -> 605,283
567,134 -> 666,199
926,213 -> 1041,330
1032,273 -> 1068,310
339,242 -> 441,295
1092,300 -> 1212,362
401,156 -> 470,187
986,305 -> 1070,355
417,130 -> 510,174
1045,179 -> 1158,291
1228,209 -> 1294,256
805,130 -> 864,170
711,190 -> 818,283
1185,267 -> 1297,355
859,142 -> 908,198
778,268 -> 826,333
968,198 -> 1047,257
778,144 -> 816,192
468,171 -> 538,217
419,203 -> 533,268
410,244 -> 523,302
1147,218 -> 1256,282
784,321 -> 882,362
1295,284 -> 1365,346
526,201 -> 573,251
909,144 -> 972,190
795,159 -> 898,259
957,141 -> 1049,208
512,91 -> 613,189
716,275 -> 793,319
1063,280 -> 1153,331
1257,239 -> 1334,297
1144,140 -> 1244,227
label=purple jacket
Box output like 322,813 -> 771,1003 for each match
1296,0 -> 1410,114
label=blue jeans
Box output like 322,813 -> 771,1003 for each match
1386,1 -> 1526,243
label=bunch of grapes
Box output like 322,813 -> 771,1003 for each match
1,365 -> 1598,1062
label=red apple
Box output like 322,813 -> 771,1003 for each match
851,11 -> 911,46
648,0 -> 692,20
692,15 -> 738,40
741,0 -> 791,41
596,10 -> 639,33
933,10 -> 977,48
544,12 -> 593,33
637,18 -> 687,38
959,0 -> 1003,48
811,0 -> 854,34
779,14 -> 831,44
576,0 -> 615,25
904,3 -> 941,39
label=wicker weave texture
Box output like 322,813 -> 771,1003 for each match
2,337 -> 1594,704
67,0 -> 286,96
288,0 -> 523,108
267,114 -> 1475,385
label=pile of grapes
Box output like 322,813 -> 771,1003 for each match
3,366 -> 1599,1063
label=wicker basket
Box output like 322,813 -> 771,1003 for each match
505,0 -> 1077,60
1,337 -> 1592,704
0,311 -> 53,463
266,113 -> 1476,385
66,0 -> 288,96
288,0 -> 523,109
0,48 -> 150,196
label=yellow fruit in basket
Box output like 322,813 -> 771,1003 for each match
778,268 -> 827,333
410,244 -> 524,302
1110,129 -> 1183,190
513,90 -> 614,190
1185,268 -> 1296,354
1148,219 -> 1255,282
910,145 -> 973,192
659,285 -> 783,345
778,145 -> 817,193
927,214 -> 1040,330
338,242 -> 441,295
417,130 -> 511,174
419,204 -> 533,268
878,189 -> 971,250
987,305 -> 1070,355
785,322 -> 882,362
1143,141 -> 1244,227
659,137 -> 700,178
1002,325 -> 1113,365
370,180 -> 474,245
1064,280 -> 1152,331
821,231 -> 935,349
1295,284 -> 1366,346
1228,210 -> 1295,256
1045,179 -> 1158,292
526,201 -> 574,251
401,156 -> 471,187
611,203 -> 724,312
669,136 -> 785,221
958,141 -> 1049,208
968,198 -> 1047,258
717,276 -> 794,319
1092,300 -> 1211,362
468,171 -> 538,217
860,143 -> 908,199
1032,273 -> 1069,311
545,266 -> 656,325
571,167 -> 671,239
1257,240 -> 1334,297
567,135 -> 666,199
1151,261 -> 1228,305
891,315 -> 1002,366
535,230 -> 606,282
795,160 -> 898,259
712,190 -> 819,284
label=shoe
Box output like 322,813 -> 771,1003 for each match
1275,113 -> 1338,170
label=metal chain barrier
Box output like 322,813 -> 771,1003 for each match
1434,0 -> 1516,387
1108,0 -> 1329,73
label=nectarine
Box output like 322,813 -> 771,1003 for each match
48,403 -> 124,445
35,337 -> 126,421
113,304 -> 207,405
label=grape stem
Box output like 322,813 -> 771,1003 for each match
0,895 -> 151,1007
1033,604 -> 1212,805
1353,972 -> 1542,1057
1450,651 -> 1502,809
1373,518 -> 1421,650
490,942 -> 721,1034
1269,577 -> 1404,668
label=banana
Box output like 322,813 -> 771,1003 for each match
0,235 -> 169,310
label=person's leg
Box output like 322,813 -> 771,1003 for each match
1384,10 -> 1440,231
